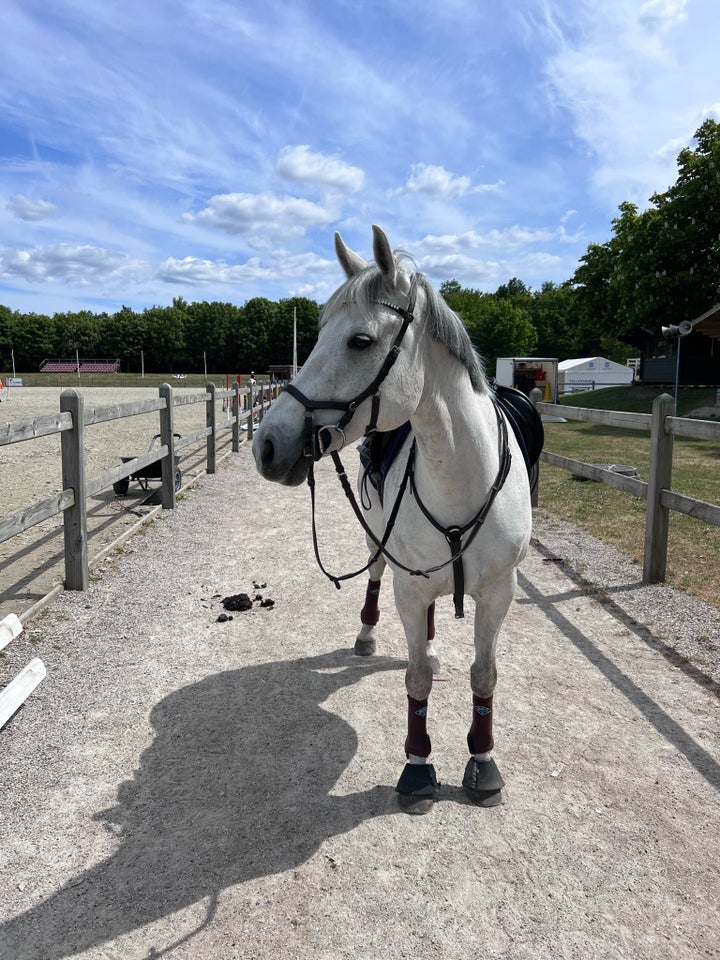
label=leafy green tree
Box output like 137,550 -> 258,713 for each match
233,297 -> 277,373
52,310 -> 103,358
441,279 -> 537,369
530,282 -> 578,359
182,299 -> 239,374
573,119 -> 720,342
7,311 -> 57,370
439,280 -> 486,330
273,297 -> 320,366
142,305 -> 186,371
470,298 -> 537,370
495,277 -> 533,312
0,305 -> 12,371
103,306 -> 146,372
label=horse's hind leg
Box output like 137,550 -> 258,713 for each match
355,552 -> 386,656
464,570 -> 517,806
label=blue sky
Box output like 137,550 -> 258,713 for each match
0,0 -> 718,315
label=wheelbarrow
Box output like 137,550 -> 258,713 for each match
113,434 -> 182,496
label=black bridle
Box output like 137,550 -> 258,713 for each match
282,274 -> 418,460
281,272 -> 512,618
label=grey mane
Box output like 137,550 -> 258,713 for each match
321,264 -> 488,393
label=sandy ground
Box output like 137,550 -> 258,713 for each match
0,434 -> 718,960
0,386 -> 237,623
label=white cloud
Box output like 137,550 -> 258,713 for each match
7,194 -> 57,221
408,224 -> 565,256
276,145 -> 364,193
543,0 -> 717,208
416,250 -> 564,288
0,243 -> 146,284
639,0 -> 690,31
182,191 -> 338,237
403,164 -> 503,199
158,251 -> 334,286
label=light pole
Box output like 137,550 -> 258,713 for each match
661,320 -> 693,412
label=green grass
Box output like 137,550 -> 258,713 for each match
539,387 -> 720,607
558,384 -> 717,416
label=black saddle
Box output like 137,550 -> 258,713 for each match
491,382 -> 544,479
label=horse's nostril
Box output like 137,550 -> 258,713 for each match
261,437 -> 275,470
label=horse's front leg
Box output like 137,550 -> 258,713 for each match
393,579 -> 440,814
464,570 -> 517,806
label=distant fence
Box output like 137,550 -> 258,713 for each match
537,392 -> 720,584
559,380 -> 634,394
0,381 -> 280,605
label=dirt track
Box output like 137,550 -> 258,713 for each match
0,443 -> 719,960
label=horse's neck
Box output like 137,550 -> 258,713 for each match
410,355 -> 496,516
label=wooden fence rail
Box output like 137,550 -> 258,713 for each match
537,392 -> 720,584
0,381 -> 281,602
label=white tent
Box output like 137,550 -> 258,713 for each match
558,357 -> 634,393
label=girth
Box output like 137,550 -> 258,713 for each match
406,398 -> 511,618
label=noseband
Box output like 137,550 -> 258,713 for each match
282,274 -> 418,459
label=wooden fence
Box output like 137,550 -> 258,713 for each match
0,380 -> 284,726
537,392 -> 720,584
0,380 -> 280,597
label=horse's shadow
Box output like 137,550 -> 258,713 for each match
0,648 -> 404,960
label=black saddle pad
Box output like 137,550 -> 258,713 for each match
359,421 -> 412,501
492,382 -> 544,478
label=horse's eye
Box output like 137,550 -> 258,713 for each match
348,334 -> 374,350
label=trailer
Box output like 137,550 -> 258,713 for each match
495,358 -> 558,401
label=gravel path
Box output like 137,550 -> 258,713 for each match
1,445 -> 718,960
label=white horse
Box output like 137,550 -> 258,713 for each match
253,225 -> 535,813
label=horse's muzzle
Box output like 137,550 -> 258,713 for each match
253,430 -> 311,486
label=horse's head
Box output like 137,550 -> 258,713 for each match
253,225 -> 427,485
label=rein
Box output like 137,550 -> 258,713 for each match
308,398 -> 511,618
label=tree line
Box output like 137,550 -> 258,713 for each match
0,296 -> 321,375
2,120 -> 717,376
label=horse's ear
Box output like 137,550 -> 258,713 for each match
335,232 -> 367,279
372,224 -> 397,289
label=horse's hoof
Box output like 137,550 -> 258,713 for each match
465,786 -> 503,807
354,636 -> 376,656
397,793 -> 435,815
395,762 -> 440,814
462,756 -> 505,807
428,654 -> 441,676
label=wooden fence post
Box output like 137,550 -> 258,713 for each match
247,386 -> 254,440
643,392 -> 675,584
158,382 -> 176,509
60,389 -> 88,590
232,383 -> 240,452
206,381 -> 217,474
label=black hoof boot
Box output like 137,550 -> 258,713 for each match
462,757 -> 505,807
396,763 -> 440,815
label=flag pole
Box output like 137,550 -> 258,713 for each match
292,307 -> 298,380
